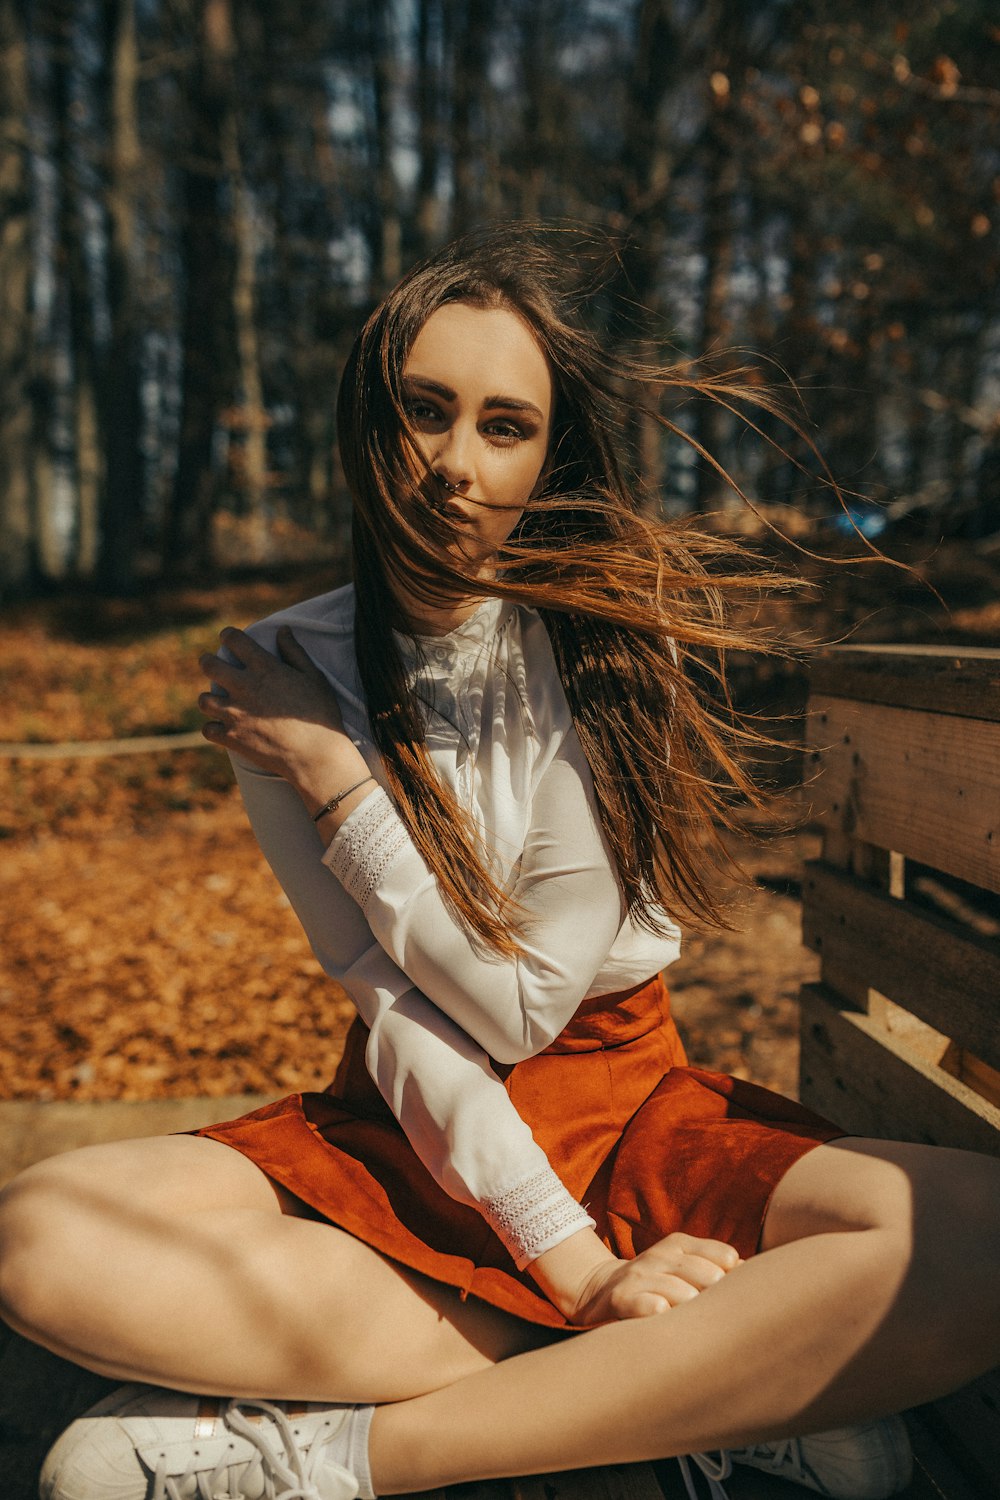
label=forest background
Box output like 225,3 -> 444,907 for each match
1,0 -> 999,1107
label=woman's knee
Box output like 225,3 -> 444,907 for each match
0,1155 -> 95,1338
765,1137 -> 1000,1252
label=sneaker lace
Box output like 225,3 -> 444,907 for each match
732,1436 -> 802,1472
149,1398 -> 335,1500
676,1450 -> 733,1500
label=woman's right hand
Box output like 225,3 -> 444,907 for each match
567,1233 -> 742,1325
530,1227 -> 742,1327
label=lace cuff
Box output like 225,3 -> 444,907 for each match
322,787 -> 409,908
481,1166 -> 596,1270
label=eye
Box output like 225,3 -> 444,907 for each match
483,418 -> 529,445
404,398 -> 444,430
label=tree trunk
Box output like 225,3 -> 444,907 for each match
367,0 -> 401,294
0,0 -> 37,597
448,0 -> 492,233
690,0 -> 743,513
412,0 -> 442,257
163,0 -> 238,574
224,111 -> 268,560
97,0 -> 144,593
610,0 -> 680,505
50,0 -> 103,580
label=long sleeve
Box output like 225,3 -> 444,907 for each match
232,757 -> 596,1268
229,585 -> 680,1269
323,723 -> 625,1065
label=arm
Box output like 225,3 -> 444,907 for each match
322,721 -> 625,1064
202,619 -> 627,1065
198,622 -> 612,1268
200,618 -> 735,1315
230,753 -> 596,1271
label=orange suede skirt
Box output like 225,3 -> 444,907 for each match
194,975 -> 841,1328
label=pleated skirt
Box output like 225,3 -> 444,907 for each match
194,974 -> 841,1328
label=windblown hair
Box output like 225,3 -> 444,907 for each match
336,227 -> 809,958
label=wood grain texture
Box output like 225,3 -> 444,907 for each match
804,696 -> 1000,894
801,861 -> 1000,1072
905,1410 -> 993,1500
810,646 -> 1000,722
509,1463 -> 667,1499
798,984 -> 1000,1155
917,1371 -> 1000,1500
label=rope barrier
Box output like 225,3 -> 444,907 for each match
0,731 -> 211,760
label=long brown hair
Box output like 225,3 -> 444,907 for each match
336,228 -> 808,958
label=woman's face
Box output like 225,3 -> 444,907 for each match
401,301 -> 553,574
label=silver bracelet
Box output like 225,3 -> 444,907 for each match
311,775 -> 376,823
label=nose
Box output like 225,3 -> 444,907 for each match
430,420 -> 476,494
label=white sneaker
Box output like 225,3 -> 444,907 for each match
727,1416 -> 913,1498
678,1448 -> 734,1500
39,1383 -> 362,1500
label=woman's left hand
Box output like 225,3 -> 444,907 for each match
198,626 -> 362,792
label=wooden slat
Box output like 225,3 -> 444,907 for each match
801,861 -> 1000,1071
798,984 -> 1000,1154
654,1458 -> 821,1498
0,1095 -> 273,1188
810,645 -> 1000,723
513,1462 -> 667,1499
918,1370 -> 1000,1499
905,1411 -> 991,1500
0,1325 -> 119,1499
805,696 -> 1000,895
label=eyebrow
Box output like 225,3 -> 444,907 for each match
403,375 -> 545,422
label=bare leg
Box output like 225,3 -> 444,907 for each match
0,1136 -> 553,1402
368,1138 -> 1000,1492
3,1135 -> 999,1491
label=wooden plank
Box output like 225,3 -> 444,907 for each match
798,984 -> 1000,1154
810,646 -> 1000,723
905,1410 -> 990,1500
805,697 -> 1000,895
654,1457 -> 820,1497
0,1095 -> 273,1188
801,862 -> 1000,1071
0,1324 -> 119,1499
513,1462 -> 666,1499
917,1370 -> 1000,1499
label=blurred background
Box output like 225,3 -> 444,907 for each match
1,1 -> 998,1111
1,0 -> 998,596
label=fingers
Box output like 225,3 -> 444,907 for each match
198,630 -> 278,689
215,626 -> 267,665
647,1232 -> 741,1273
622,1233 -> 743,1307
618,1289 -> 670,1318
275,624 -> 320,672
199,628 -> 319,689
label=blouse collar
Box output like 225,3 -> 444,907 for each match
393,596 -> 514,679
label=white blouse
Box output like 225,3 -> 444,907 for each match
231,583 -> 681,1268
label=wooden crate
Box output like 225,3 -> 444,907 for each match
799,644 -> 1000,1498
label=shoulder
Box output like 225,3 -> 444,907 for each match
244,581 -> 356,660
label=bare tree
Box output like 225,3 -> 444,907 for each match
0,0 -> 36,596
163,0 -> 238,573
96,0 -> 144,591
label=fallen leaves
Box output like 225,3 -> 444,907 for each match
0,802 -> 356,1102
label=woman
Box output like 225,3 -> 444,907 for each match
2,231 -> 998,1500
